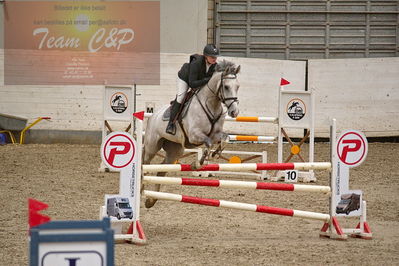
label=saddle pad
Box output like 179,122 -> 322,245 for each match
162,106 -> 171,121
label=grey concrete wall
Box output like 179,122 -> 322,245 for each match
159,0 -> 208,53
1,50 -> 398,143
309,57 -> 399,137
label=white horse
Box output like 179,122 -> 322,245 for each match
143,60 -> 240,208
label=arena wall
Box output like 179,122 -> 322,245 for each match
1,50 -> 398,143
309,57 -> 399,137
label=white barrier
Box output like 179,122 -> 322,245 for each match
98,115 -> 373,243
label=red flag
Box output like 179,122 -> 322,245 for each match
29,198 -> 48,211
29,211 -> 51,228
280,78 -> 290,86
133,111 -> 145,121
29,198 -> 51,228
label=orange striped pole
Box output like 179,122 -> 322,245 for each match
224,116 -> 277,123
228,135 -> 276,142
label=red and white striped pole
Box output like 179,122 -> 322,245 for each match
143,176 -> 331,193
143,162 -> 331,173
144,190 -> 330,221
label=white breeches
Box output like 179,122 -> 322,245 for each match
176,77 -> 189,103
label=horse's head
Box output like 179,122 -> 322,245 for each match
215,61 -> 240,118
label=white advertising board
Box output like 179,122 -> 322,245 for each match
279,90 -> 313,129
104,86 -> 133,121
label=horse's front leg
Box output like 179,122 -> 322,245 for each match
199,136 -> 212,166
211,132 -> 228,158
199,147 -> 209,165
189,133 -> 213,168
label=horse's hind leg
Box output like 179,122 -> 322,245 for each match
143,132 -> 164,164
162,140 -> 185,166
142,137 -> 163,209
144,170 -> 163,209
189,133 -> 213,169
144,140 -> 184,208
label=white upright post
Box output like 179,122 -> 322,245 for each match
306,89 -> 316,181
319,118 -> 346,239
329,119 -> 337,235
131,117 -> 145,244
134,119 -> 143,219
277,84 -> 283,164
261,150 -> 268,180
360,201 -> 366,232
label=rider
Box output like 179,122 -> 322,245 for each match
166,44 -> 220,135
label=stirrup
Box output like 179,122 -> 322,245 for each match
166,123 -> 176,135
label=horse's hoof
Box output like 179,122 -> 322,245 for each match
199,154 -> 207,165
145,198 -> 157,209
198,149 -> 209,165
211,151 -> 221,159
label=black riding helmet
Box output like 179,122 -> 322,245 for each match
203,44 -> 220,57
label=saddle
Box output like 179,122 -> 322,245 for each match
162,89 -> 196,122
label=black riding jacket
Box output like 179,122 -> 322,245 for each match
178,54 -> 216,89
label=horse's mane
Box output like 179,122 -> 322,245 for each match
215,60 -> 236,75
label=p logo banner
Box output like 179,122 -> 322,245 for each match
101,132 -> 136,170
337,130 -> 368,167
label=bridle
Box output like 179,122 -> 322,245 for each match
207,73 -> 239,109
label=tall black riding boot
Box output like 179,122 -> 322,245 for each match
166,101 -> 182,135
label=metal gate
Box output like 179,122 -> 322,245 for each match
214,0 -> 399,59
